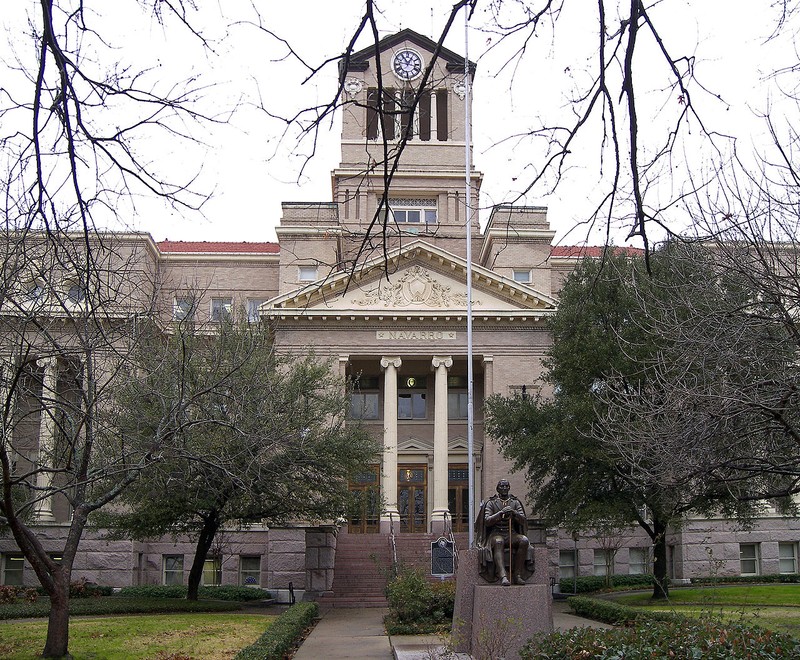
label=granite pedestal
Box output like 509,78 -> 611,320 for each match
452,548 -> 552,660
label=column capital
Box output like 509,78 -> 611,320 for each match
380,356 -> 402,370
35,356 -> 58,370
431,355 -> 453,370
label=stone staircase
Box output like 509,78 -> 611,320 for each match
319,530 -> 468,608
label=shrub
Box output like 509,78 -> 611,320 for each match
69,578 -> 113,598
0,585 -> 37,604
117,585 -> 271,601
521,618 -> 800,659
384,567 -> 455,634
234,601 -> 318,660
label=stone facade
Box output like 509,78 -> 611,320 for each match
1,28 -> 798,596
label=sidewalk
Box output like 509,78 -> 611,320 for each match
293,600 -> 611,660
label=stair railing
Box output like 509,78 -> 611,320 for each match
388,512 -> 398,577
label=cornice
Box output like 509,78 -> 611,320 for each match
159,253 -> 280,264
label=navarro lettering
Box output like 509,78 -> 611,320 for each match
376,330 -> 457,341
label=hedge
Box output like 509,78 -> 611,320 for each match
234,601 -> 318,660
117,585 -> 272,601
558,574 -> 655,594
522,617 -> 800,659
559,572 -> 800,595
0,596 -> 239,620
690,573 -> 800,586
565,595 -> 683,626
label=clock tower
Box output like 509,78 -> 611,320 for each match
333,29 -> 482,260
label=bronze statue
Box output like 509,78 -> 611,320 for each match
475,479 -> 535,585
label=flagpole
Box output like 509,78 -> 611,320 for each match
464,3 -> 475,550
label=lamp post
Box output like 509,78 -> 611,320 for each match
572,530 -> 580,595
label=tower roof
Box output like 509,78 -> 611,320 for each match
341,28 -> 476,77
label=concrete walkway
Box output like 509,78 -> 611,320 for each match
293,600 -> 611,659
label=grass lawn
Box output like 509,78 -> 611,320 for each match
0,613 -> 275,660
612,584 -> 800,637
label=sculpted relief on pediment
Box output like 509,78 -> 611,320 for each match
352,266 -> 475,308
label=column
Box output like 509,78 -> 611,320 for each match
482,356 -> 494,397
431,356 -> 453,533
35,357 -> 58,522
337,355 -> 349,379
429,89 -> 438,140
380,356 -> 401,533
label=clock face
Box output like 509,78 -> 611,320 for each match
393,49 -> 423,80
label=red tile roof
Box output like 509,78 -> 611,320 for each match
550,246 -> 644,258
158,241 -> 279,254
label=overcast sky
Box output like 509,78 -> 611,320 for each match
4,1 -> 791,247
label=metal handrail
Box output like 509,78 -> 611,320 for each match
388,512 -> 398,576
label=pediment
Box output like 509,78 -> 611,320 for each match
398,438 -> 432,452
449,436 -> 483,451
264,241 -> 557,319
346,29 -> 474,72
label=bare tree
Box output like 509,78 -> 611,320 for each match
0,2 -> 233,656
259,0 -> 749,262
595,241 -> 800,510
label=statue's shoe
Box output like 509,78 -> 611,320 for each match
500,576 -> 511,586
512,575 -> 526,585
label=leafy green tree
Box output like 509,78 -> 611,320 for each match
102,313 -> 378,600
485,246 -> 780,599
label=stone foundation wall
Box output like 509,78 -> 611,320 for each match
304,526 -> 337,597
266,527 -> 306,590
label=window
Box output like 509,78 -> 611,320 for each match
350,392 -> 379,419
210,297 -> 232,322
240,556 -> 261,586
739,543 -> 760,576
350,375 -> 379,419
174,297 -> 195,321
298,266 -> 318,282
390,199 -> 437,225
447,376 -> 469,419
779,542 -> 797,574
593,549 -> 613,577
448,391 -> 468,419
65,280 -> 86,305
2,554 -> 24,586
25,280 -> 46,305
163,554 -> 184,585
247,298 -> 266,323
629,547 -> 651,575
512,269 -> 531,283
202,557 -> 221,586
559,550 -> 576,580
398,376 -> 427,419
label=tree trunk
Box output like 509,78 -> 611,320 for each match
42,568 -> 71,658
186,512 -> 220,601
651,517 -> 669,600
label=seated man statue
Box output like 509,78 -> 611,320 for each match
475,479 -> 535,586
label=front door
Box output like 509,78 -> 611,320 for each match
398,465 -> 427,533
448,464 -> 469,533
348,465 -> 380,534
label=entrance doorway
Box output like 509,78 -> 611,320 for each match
348,466 -> 380,534
398,465 -> 427,533
448,464 -> 469,533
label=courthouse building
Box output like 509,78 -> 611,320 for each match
1,29 -> 798,600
